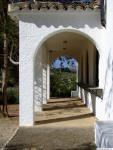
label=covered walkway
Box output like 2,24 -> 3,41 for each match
5,98 -> 96,150
8,0 -> 113,148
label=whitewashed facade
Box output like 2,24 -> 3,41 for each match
9,0 -> 113,148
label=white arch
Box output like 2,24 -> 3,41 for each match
33,28 -> 100,61
33,28 -> 100,113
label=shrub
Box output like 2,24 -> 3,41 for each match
0,87 -> 19,104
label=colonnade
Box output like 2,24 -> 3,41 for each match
78,44 -> 99,87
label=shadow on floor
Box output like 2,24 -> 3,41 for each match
4,142 -> 96,150
55,143 -> 96,150
43,103 -> 86,111
35,113 -> 94,125
8,115 -> 19,118
47,98 -> 82,104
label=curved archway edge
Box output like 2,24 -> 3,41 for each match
33,28 -> 100,111
33,28 -> 100,61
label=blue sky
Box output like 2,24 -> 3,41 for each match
51,56 -> 78,71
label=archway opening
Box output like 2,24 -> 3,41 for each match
34,31 -> 99,112
33,30 -> 99,148
50,56 -> 78,98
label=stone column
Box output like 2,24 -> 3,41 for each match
42,65 -> 47,104
88,44 -> 96,86
83,50 -> 88,84
47,64 -> 50,100
42,45 -> 48,104
93,48 -> 97,86
19,54 -> 34,126
78,58 -> 81,83
86,50 -> 89,85
47,52 -> 51,100
80,55 -> 83,83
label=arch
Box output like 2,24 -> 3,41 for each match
33,28 -> 100,62
33,28 -> 100,112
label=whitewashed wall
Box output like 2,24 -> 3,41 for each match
102,0 -> 113,120
80,43 -> 96,85
94,0 -> 113,121
19,9 -> 106,126
34,44 -> 48,112
78,2 -> 113,145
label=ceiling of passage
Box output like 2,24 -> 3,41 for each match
45,32 -> 94,58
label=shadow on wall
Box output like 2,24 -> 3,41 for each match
103,49 -> 113,119
91,94 -> 96,114
34,62 -> 43,111
34,46 -> 47,111
79,88 -> 96,114
20,12 -> 102,29
80,88 -> 83,100
84,90 -> 88,106
42,66 -> 47,104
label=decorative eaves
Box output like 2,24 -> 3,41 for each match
8,0 -> 100,11
8,0 -> 106,27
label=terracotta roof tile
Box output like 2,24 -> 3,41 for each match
8,0 -> 101,11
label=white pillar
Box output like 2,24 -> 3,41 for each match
79,55 -> 83,83
19,57 -> 34,126
47,64 -> 50,100
42,45 -> 48,104
83,50 -> 87,84
95,2 -> 113,148
88,44 -> 96,86
78,58 -> 81,83
42,66 -> 47,104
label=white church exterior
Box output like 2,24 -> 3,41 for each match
9,0 -> 113,148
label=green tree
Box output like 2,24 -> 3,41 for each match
0,0 -> 19,116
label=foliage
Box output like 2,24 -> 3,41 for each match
50,69 -> 77,97
0,87 -> 19,104
0,0 -> 19,109
0,15 -> 19,68
0,14 -> 19,85
7,87 -> 19,104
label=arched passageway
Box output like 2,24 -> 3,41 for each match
32,30 -> 99,148
34,30 -> 99,113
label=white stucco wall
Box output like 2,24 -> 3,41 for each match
17,1 -> 113,147
88,44 -> 96,86
47,63 -> 50,100
78,43 -> 98,86
95,0 -> 113,121
34,44 -> 48,112
103,0 -> 113,120
82,49 -> 87,84
19,9 -> 107,126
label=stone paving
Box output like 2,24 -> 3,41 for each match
0,105 -> 19,149
4,98 -> 96,150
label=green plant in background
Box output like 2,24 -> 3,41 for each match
0,87 -> 19,104
50,69 -> 77,97
0,1 -> 19,111
7,87 -> 19,104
